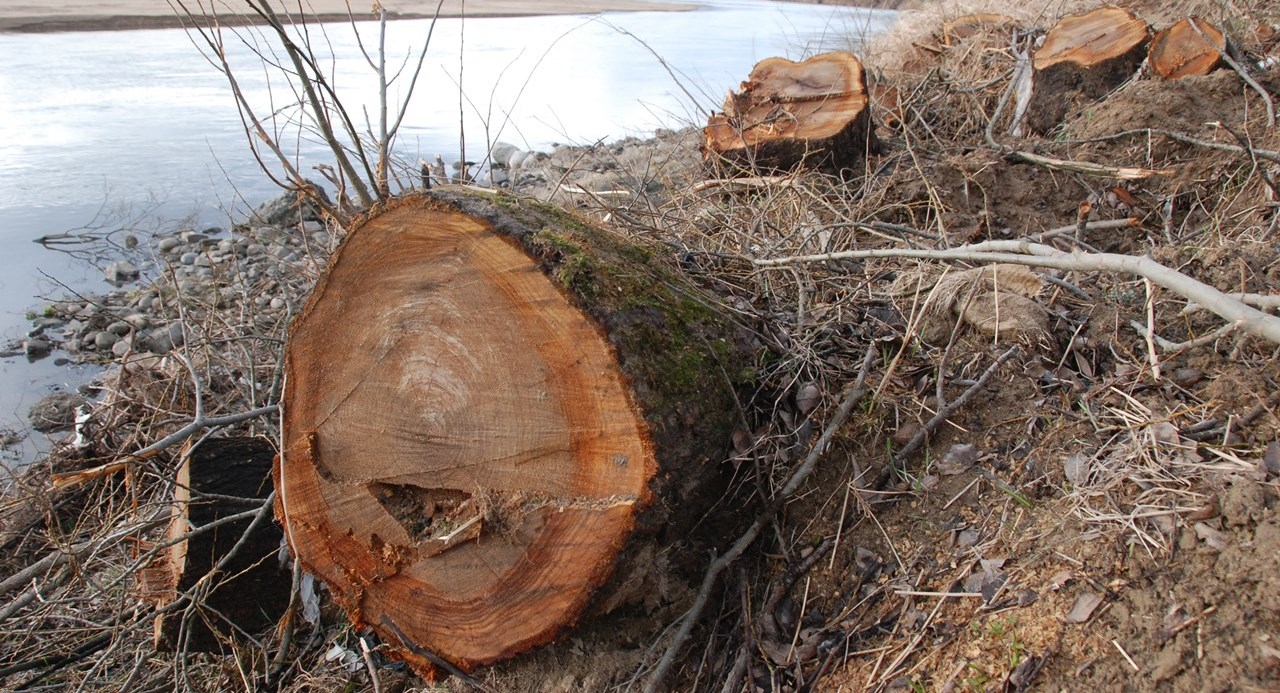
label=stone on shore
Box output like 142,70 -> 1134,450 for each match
29,392 -> 88,433
104,260 -> 139,283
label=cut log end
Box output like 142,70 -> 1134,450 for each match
1027,7 -> 1151,133
278,191 -> 747,673
703,51 -> 874,173
1150,18 -> 1226,79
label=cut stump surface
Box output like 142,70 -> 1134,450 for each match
278,191 -> 747,673
704,51 -> 873,172
1150,18 -> 1226,79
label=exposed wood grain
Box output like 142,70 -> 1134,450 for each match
704,51 -> 873,172
1150,18 -> 1225,79
277,191 -> 749,673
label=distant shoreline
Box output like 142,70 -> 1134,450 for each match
0,0 -> 696,34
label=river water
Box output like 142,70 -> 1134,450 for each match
0,0 -> 894,466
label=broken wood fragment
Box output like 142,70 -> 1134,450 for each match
138,438 -> 288,652
703,51 -> 875,173
276,190 -> 749,674
1150,17 -> 1226,79
1026,7 -> 1151,133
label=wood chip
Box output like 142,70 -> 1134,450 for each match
1066,590 -> 1105,623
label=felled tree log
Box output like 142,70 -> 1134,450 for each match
703,51 -> 874,173
277,190 -> 749,673
1026,7 -> 1151,133
1149,18 -> 1226,79
138,437 -> 288,652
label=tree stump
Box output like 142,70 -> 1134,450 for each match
276,190 -> 749,673
1149,18 -> 1226,79
1026,7 -> 1151,133
703,51 -> 875,173
138,437 -> 289,652
938,13 -> 1017,47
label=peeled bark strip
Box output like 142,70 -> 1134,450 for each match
1150,18 -> 1226,79
703,51 -> 874,173
139,438 -> 288,652
277,190 -> 747,673
1027,7 -> 1151,133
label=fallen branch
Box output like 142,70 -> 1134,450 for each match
753,240 -> 1280,345
1069,128 -> 1280,163
1007,150 -> 1173,180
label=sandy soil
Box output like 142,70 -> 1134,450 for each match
0,0 -> 693,33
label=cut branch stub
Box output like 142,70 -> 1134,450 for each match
278,191 -> 747,673
703,51 -> 874,173
1027,7 -> 1151,133
1149,18 -> 1226,79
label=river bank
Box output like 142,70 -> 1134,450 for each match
0,0 -> 696,33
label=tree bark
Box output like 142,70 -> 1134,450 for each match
138,437 -> 288,652
1026,7 -> 1151,133
276,190 -> 751,673
1149,18 -> 1226,79
703,51 -> 875,173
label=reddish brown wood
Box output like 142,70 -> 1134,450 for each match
276,190 -> 747,674
1026,7 -> 1152,133
1149,18 -> 1226,79
703,51 -> 874,172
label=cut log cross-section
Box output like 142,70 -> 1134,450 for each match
277,190 -> 748,673
1026,7 -> 1152,133
703,51 -> 874,173
1149,17 -> 1226,79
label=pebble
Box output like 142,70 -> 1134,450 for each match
180,252 -> 199,265
158,237 -> 182,252
106,321 -> 132,336
124,314 -> 149,330
181,232 -> 208,244
104,260 -> 140,283
269,298 -> 286,309
94,331 -> 119,351
23,339 -> 51,359
147,323 -> 185,354
28,392 -> 87,432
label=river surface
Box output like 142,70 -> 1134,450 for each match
0,0 -> 894,467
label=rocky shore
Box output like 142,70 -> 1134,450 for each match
10,129 -> 703,434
